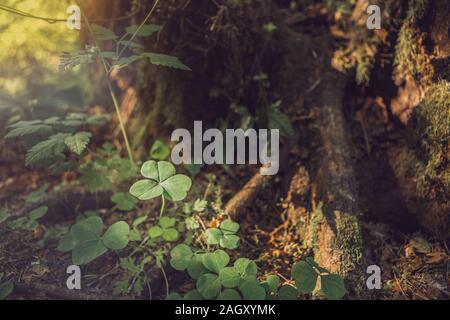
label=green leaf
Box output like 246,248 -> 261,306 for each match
202,250 -> 230,274
129,160 -> 192,202
26,184 -> 49,203
93,24 -> 117,40
197,274 -> 221,299
28,206 -> 48,220
118,40 -> 144,49
193,199 -> 207,212
111,192 -> 137,211
219,267 -> 241,288
150,139 -> 170,160
58,233 -> 76,252
102,221 -> 130,250
239,279 -> 266,300
0,280 -> 14,300
64,132 -> 92,155
162,228 -> 179,242
265,275 -> 280,293
159,216 -> 176,228
143,53 -> 191,71
291,261 -> 318,294
320,274 -> 346,300
219,289 -> 241,300
220,219 -> 240,234
220,234 -> 240,249
184,289 -> 203,300
234,258 -> 258,278
166,292 -> 182,300
0,209 -> 10,224
5,123 -> 52,139
125,24 -> 161,37
149,226 -> 164,238
26,133 -> 70,166
187,255 -> 208,280
267,100 -> 294,137
8,217 -> 28,230
205,228 -> 221,245
170,244 -> 193,271
133,215 -> 147,227
278,284 -> 298,300
72,239 -> 107,265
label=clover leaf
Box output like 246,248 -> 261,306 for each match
197,273 -> 221,299
111,192 -> 138,211
202,250 -> 230,274
219,289 -> 241,300
170,244 -> 194,271
57,216 -> 130,265
129,160 -> 192,202
149,216 -> 179,242
8,206 -> 48,231
205,219 -> 240,249
278,284 -> 298,300
292,260 -> 318,293
239,278 -> 266,300
320,274 -> 346,300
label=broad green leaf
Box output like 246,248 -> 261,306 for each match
0,280 -> 14,300
149,226 -> 164,238
111,192 -> 137,211
28,206 -> 48,220
220,219 -> 240,234
0,209 -> 10,224
278,285 -> 298,300
234,258 -> 258,277
5,123 -> 52,139
166,292 -> 182,300
150,139 -> 170,160
58,233 -> 76,252
130,160 -> 192,202
125,24 -> 161,37
197,274 -> 221,299
239,279 -> 266,300
8,217 -> 27,230
219,289 -> 241,300
118,40 -> 144,49
133,215 -> 147,227
170,244 -> 193,270
99,51 -> 118,59
267,100 -> 294,137
102,221 -> 130,250
202,250 -> 230,274
320,274 -> 346,300
129,179 -> 163,200
193,199 -> 207,212
143,53 -> 191,71
184,289 -> 203,300
292,261 -> 318,293
205,228 -> 221,245
71,216 -> 103,241
220,234 -> 240,249
219,267 -> 241,288
93,24 -> 117,40
265,275 -> 280,293
72,239 -> 107,265
64,132 -> 92,155
159,216 -> 176,228
162,228 -> 179,242
187,255 -> 208,280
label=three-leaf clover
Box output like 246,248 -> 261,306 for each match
129,160 -> 192,202
8,206 -> 48,231
58,216 -> 130,265
148,217 -> 179,242
291,258 -> 346,300
205,219 -> 240,249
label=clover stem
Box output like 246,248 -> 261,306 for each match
159,195 -> 165,218
159,265 -> 170,298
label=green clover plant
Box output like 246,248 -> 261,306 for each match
205,219 -> 240,249
8,206 -> 48,231
149,217 -> 179,242
57,216 -> 130,265
129,160 -> 192,217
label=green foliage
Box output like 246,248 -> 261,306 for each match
25,184 -> 49,203
291,258 -> 346,300
58,216 -> 130,265
205,219 -> 240,249
267,100 -> 294,137
129,160 -> 192,202
5,113 -> 106,167
0,208 -> 11,224
150,139 -> 170,160
112,192 -> 138,211
149,217 -> 179,242
8,206 -> 48,231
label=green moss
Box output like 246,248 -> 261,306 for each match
409,80 -> 450,197
334,213 -> 364,274
394,0 -> 431,80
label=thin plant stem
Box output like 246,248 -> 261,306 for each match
159,265 -> 170,298
160,195 -> 165,218
78,5 -> 134,164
